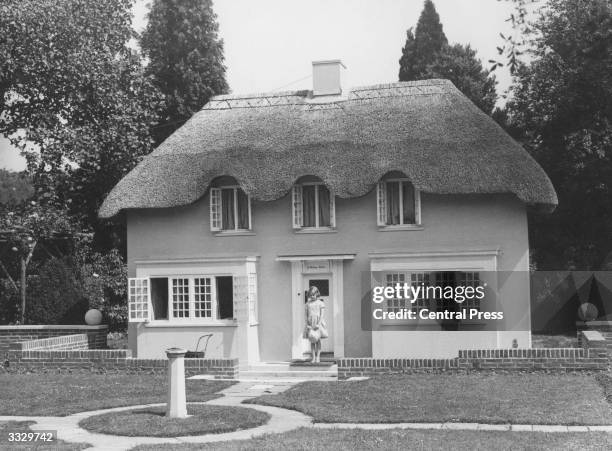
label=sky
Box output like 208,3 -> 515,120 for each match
0,0 -> 518,171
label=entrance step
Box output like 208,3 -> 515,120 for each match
240,361 -> 338,380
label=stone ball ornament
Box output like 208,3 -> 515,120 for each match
577,302 -> 598,322
85,308 -> 103,325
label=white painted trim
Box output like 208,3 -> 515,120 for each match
370,250 -> 499,272
134,256 -> 259,265
369,249 -> 501,258
143,320 -> 237,328
277,254 -> 355,262
332,260 -> 345,358
290,261 -> 303,360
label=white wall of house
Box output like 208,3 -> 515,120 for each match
126,188 -> 530,361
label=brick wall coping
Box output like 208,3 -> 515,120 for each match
0,325 -> 108,330
577,321 -> 612,326
10,334 -> 88,351
581,330 -> 606,343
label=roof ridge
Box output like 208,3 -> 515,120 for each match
203,79 -> 454,111
209,79 -> 451,101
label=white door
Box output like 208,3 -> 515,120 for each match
302,275 -> 334,354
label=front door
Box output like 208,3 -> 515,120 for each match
303,275 -> 334,354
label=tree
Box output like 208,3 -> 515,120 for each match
504,0 -> 612,270
0,201 -> 75,323
399,0 -> 447,82
398,0 -> 497,114
141,0 -> 229,144
0,170 -> 33,206
0,1 -> 161,236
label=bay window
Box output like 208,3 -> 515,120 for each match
128,275 -> 235,322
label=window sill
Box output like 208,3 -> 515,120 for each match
293,227 -> 337,234
378,224 -> 423,232
143,320 -> 238,328
214,230 -> 255,237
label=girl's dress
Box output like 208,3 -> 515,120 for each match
303,298 -> 328,339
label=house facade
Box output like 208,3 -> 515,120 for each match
100,61 -> 557,364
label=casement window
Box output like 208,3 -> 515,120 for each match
292,183 -> 335,229
384,272 -> 430,314
128,275 -> 235,322
377,179 -> 420,227
210,186 -> 251,232
381,271 -> 481,316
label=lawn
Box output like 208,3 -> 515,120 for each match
79,404 -> 269,437
0,421 -> 90,451
131,428 -> 612,450
247,373 -> 612,424
0,374 -> 233,416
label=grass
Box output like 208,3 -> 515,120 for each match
0,421 -> 90,451
0,374 -> 233,416
106,332 -> 128,350
78,404 -> 269,437
131,428 -> 612,450
532,334 -> 578,348
246,373 -> 612,425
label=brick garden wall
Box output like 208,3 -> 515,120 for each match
5,349 -> 238,378
338,330 -> 609,379
1,326 -> 238,379
8,334 -> 89,352
0,326 -> 108,355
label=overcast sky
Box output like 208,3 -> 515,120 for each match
1,0 -> 517,171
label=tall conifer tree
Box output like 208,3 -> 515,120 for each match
141,0 -> 229,144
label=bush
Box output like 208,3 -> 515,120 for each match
24,257 -> 88,324
0,237 -> 127,328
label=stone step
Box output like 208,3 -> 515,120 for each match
239,369 -> 338,379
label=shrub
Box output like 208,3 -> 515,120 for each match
24,257 -> 88,324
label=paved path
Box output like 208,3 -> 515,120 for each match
1,380 -> 612,451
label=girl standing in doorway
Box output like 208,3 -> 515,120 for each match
304,286 -> 328,363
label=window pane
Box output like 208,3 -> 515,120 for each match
237,189 -> 249,229
318,185 -> 331,227
302,185 -> 316,227
402,182 -> 416,224
172,278 -> 190,318
221,189 -> 235,230
150,278 -> 168,320
194,278 -> 212,318
386,182 -> 400,225
216,276 -> 234,319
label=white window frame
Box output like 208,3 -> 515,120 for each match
292,182 -> 336,229
376,178 -> 421,227
129,275 -> 236,323
128,278 -> 150,322
209,185 -> 252,232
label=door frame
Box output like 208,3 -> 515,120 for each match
289,259 -> 345,359
302,273 -> 334,354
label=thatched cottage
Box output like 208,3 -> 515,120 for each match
100,60 -> 557,363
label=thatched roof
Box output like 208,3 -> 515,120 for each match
99,79 -> 557,218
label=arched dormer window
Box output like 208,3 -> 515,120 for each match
292,176 -> 335,230
209,177 -> 252,232
377,173 -> 421,227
